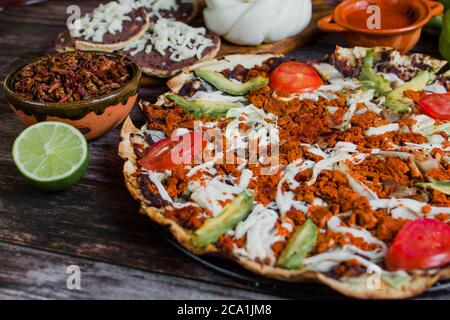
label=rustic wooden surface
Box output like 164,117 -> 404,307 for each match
0,0 -> 448,300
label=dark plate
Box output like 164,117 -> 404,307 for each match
150,221 -> 450,299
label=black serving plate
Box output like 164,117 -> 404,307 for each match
150,221 -> 450,299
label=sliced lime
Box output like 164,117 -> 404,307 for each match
12,122 -> 89,191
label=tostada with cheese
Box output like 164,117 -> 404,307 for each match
65,1 -> 150,52
120,19 -> 221,78
56,0 -> 199,52
119,46 -> 450,299
56,0 -> 220,78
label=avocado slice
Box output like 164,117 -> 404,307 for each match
385,71 -> 434,113
417,179 -> 450,195
166,93 -> 241,119
277,219 -> 318,269
192,190 -> 254,249
381,271 -> 412,289
358,49 -> 392,97
194,69 -> 268,96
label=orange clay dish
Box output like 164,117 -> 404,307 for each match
3,51 -> 141,140
317,0 -> 444,53
119,47 -> 450,299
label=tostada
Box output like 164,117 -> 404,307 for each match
119,46 -> 450,299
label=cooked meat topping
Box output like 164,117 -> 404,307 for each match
13,51 -> 130,102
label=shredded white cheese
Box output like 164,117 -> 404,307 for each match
424,82 -> 447,94
411,114 -> 435,133
276,159 -> 315,214
188,169 -> 252,216
338,163 -> 378,200
327,216 -> 387,259
135,0 -> 180,13
123,18 -> 213,61
308,142 -> 366,185
304,246 -> 381,272
69,0 -> 139,42
146,170 -> 195,209
365,123 -> 400,136
381,73 -> 404,88
186,160 -> 217,177
147,170 -> 173,203
334,90 -> 374,129
234,204 -> 283,266
225,104 -> 279,152
370,198 -> 450,220
189,91 -> 247,104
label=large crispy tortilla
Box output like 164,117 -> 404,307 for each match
119,53 -> 450,299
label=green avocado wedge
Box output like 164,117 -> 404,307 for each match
166,93 -> 241,119
440,10 -> 450,62
385,71 -> 434,113
193,69 -> 268,96
192,190 -> 254,249
417,179 -> 450,195
358,49 -> 392,97
277,219 -> 318,269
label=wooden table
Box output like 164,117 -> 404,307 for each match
0,0 -> 447,300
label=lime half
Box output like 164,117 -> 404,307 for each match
12,122 -> 89,191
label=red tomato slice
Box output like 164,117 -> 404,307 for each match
419,93 -> 450,120
269,62 -> 323,94
385,218 -> 450,272
139,131 -> 205,171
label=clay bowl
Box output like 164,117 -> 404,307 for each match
3,51 -> 141,140
317,0 -> 444,53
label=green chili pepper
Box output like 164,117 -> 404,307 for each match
439,10 -> 450,62
425,0 -> 449,36
417,179 -> 450,195
424,14 -> 443,36
439,0 -> 450,10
